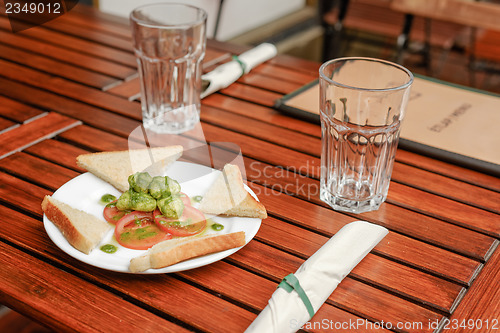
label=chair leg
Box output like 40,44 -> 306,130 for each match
423,18 -> 432,75
468,27 -> 477,87
395,14 -> 414,64
322,25 -> 338,61
320,0 -> 350,61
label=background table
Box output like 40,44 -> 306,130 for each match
0,4 -> 499,333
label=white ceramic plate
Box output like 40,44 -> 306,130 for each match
43,161 -> 262,274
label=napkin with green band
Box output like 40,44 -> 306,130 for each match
245,221 -> 388,333
201,43 -> 277,99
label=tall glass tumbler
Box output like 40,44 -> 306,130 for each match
319,58 -> 413,213
130,3 -> 207,134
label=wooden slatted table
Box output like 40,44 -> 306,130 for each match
0,4 -> 499,333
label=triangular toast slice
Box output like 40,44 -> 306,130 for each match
129,231 -> 246,272
76,146 -> 183,192
198,164 -> 267,219
42,196 -> 112,254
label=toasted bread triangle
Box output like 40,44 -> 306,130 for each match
129,231 -> 246,272
76,146 -> 183,192
42,196 -> 112,254
198,164 -> 267,219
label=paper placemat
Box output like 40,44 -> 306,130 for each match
274,75 -> 500,176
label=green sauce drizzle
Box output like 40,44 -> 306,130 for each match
100,244 -> 117,254
192,195 -> 203,203
211,223 -> 224,231
100,194 -> 116,205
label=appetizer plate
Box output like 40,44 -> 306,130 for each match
43,161 -> 262,274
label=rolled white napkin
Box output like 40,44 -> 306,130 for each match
245,221 -> 388,333
201,43 -> 278,98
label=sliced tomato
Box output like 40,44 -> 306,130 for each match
178,192 -> 191,206
115,211 -> 172,250
154,205 -> 207,237
103,200 -> 131,224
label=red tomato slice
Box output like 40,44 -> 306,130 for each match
154,206 -> 207,237
179,192 -> 191,206
115,211 -> 172,250
103,200 -> 131,225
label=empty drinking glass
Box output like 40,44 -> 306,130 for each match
319,57 -> 413,213
130,3 -> 207,134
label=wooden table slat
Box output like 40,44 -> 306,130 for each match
0,172 -> 50,215
396,149 -> 500,192
0,116 -> 16,132
391,163 -> 500,213
253,62 -> 318,85
24,139 -> 90,173
0,58 -> 141,119
0,29 -> 136,79
0,78 -> 140,137
0,241 -> 189,333
0,96 -> 44,123
0,16 -> 137,67
72,2 -> 130,26
52,6 -> 132,40
388,182 -> 500,238
0,152 -> 80,189
445,244 -> 500,333
104,76 -> 141,100
220,82 -> 283,107
201,104 -> 321,156
0,112 -> 80,159
238,71 -> 305,94
202,93 -> 321,137
37,15 -> 133,52
0,44 -> 118,89
58,125 -> 131,152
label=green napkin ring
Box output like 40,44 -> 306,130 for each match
232,55 -> 247,77
278,273 -> 315,319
